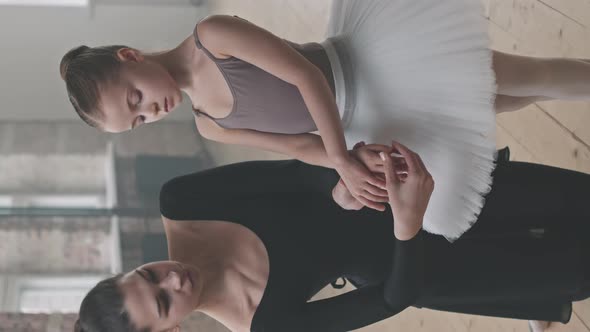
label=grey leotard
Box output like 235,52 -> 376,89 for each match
192,19 -> 335,134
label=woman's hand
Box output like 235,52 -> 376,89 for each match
332,141 -> 409,211
334,154 -> 389,211
381,141 -> 434,241
350,142 -> 408,178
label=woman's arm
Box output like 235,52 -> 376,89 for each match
263,233 -> 424,332
195,15 -> 387,208
159,158 -> 343,221
381,141 -> 434,240
272,141 -> 432,332
157,144 -> 429,331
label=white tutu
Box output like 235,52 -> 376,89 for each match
321,0 -> 497,240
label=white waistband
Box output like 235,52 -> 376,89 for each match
320,38 -> 353,128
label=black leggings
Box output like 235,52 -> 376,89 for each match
467,151 -> 590,300
414,149 -> 589,321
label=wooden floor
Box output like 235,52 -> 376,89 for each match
204,0 -> 590,331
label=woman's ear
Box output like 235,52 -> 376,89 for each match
116,48 -> 144,62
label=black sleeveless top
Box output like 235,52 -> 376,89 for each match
159,158 -> 585,331
159,160 -> 422,331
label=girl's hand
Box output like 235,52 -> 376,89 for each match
332,179 -> 364,210
381,141 -> 435,240
331,142 -> 375,211
335,155 -> 389,211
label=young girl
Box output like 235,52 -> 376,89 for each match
60,0 -> 590,239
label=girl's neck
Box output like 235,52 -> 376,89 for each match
145,36 -> 200,91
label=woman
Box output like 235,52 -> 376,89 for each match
75,142 -> 589,332
60,0 -> 590,239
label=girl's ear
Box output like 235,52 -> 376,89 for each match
116,48 -> 144,62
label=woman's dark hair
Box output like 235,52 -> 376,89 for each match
60,45 -> 129,129
74,274 -> 145,332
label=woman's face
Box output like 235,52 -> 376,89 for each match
98,49 -> 183,133
118,261 -> 200,332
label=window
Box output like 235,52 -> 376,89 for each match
20,289 -> 88,313
0,275 -> 106,313
0,154 -> 109,209
0,143 -> 121,313
0,0 -> 88,6
0,194 -> 106,209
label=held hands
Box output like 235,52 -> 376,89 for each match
332,141 -> 407,210
382,141 -> 434,240
331,140 -> 434,240
334,151 -> 389,211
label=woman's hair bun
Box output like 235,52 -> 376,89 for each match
73,318 -> 84,332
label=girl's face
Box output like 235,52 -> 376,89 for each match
118,261 -> 200,332
98,49 -> 183,133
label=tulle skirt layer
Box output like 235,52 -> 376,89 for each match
322,0 -> 496,239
